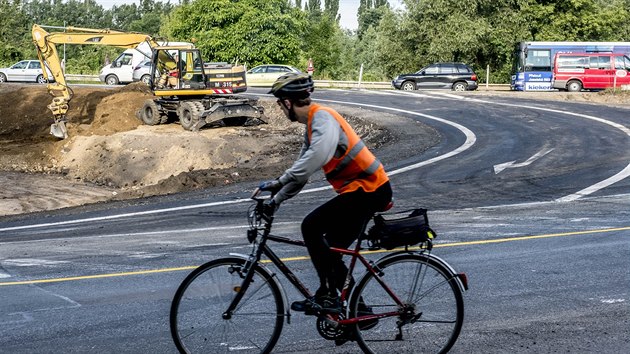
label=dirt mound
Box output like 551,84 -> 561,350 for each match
0,83 -> 403,215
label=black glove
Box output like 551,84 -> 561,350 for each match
258,179 -> 283,194
262,198 -> 279,217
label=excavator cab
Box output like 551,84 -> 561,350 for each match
139,46 -> 263,131
152,47 -> 206,91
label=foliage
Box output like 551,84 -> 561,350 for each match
162,0 -> 306,67
0,0 -> 32,64
357,0 -> 390,39
301,13 -> 343,79
2,0 -> 629,83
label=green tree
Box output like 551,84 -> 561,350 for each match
302,12 -> 343,79
324,0 -> 339,21
163,0 -> 306,66
372,7 -> 414,79
0,0 -> 32,64
307,0 -> 321,14
111,0 -> 174,35
357,0 -> 389,39
527,0 -> 630,41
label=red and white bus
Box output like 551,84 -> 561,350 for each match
552,52 -> 630,92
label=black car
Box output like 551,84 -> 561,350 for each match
392,62 -> 478,91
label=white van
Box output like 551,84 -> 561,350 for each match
99,41 -> 193,85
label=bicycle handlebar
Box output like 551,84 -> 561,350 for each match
250,187 -> 275,201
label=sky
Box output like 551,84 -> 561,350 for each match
94,0 -> 405,31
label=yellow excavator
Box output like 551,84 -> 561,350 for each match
31,24 -> 263,139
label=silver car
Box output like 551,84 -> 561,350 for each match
132,60 -> 155,85
0,60 -> 52,83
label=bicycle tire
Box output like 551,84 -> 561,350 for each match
349,253 -> 464,354
170,257 -> 284,354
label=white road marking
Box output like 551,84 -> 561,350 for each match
317,98 -> 477,176
463,97 -> 630,201
1,93 -> 628,232
601,299 -> 625,304
494,148 -> 554,174
3,259 -> 70,266
0,101 -> 475,233
0,221 -> 302,244
556,162 -> 630,202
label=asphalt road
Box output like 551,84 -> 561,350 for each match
0,88 -> 629,353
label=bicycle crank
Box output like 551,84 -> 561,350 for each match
316,314 -> 347,340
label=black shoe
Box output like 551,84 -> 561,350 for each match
357,301 -> 379,330
291,294 -> 341,315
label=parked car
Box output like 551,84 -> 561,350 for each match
100,41 -> 193,85
0,59 -> 53,83
132,60 -> 154,85
392,62 -> 478,91
246,64 -> 302,86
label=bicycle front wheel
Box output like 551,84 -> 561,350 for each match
170,257 -> 284,354
350,253 -> 464,354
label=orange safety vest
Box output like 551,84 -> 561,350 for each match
307,104 -> 389,194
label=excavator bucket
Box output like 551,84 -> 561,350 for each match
50,121 -> 68,139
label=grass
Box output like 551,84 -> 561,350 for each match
599,87 -> 630,96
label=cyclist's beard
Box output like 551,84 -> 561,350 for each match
280,100 -> 298,122
287,107 -> 298,122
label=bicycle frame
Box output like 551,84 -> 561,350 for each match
171,197 -> 467,354
222,199 -> 419,326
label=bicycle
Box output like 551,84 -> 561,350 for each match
169,192 -> 468,353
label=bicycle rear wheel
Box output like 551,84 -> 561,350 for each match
349,253 -> 464,354
170,257 -> 284,354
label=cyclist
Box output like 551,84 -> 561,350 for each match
258,72 -> 393,315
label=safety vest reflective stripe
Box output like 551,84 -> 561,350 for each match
338,158 -> 382,187
325,140 -> 366,179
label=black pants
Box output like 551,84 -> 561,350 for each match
301,181 -> 392,295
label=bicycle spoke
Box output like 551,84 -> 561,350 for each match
170,258 -> 284,353
352,254 -> 464,354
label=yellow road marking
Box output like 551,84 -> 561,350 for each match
1,226 -> 628,287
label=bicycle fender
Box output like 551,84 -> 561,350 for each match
228,253 -> 292,324
425,253 -> 468,293
369,251 -> 467,293
372,249 -> 417,264
228,252 -> 251,260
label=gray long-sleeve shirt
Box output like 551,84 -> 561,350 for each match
274,108 -> 346,204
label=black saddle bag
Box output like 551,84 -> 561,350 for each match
366,208 -> 436,250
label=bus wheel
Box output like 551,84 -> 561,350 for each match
567,80 -> 582,92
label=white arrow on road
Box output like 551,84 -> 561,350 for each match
493,148 -> 555,174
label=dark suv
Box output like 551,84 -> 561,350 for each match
392,62 -> 478,91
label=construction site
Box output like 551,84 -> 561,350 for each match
0,82 -> 402,216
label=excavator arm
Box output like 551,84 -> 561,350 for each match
31,24 -> 159,138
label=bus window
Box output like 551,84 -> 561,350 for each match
525,49 -> 551,71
